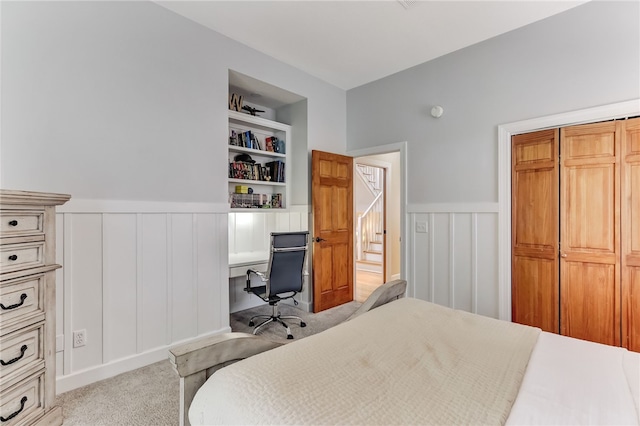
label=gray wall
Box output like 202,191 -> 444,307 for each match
346,1 -> 640,204
1,1 -> 346,203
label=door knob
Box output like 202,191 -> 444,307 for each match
314,237 -> 326,243
561,253 -> 567,258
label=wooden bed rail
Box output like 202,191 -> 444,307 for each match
168,279 -> 407,426
347,278 -> 407,320
169,333 -> 283,426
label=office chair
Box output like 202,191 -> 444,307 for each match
245,231 -> 309,339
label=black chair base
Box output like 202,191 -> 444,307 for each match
249,306 -> 306,339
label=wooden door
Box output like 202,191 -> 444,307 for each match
560,121 -> 621,346
312,150 -> 353,312
511,129 -> 559,332
622,117 -> 640,351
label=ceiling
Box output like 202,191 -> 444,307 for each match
157,1 -> 587,91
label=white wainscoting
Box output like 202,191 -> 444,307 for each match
54,199 -> 230,393
228,206 -> 310,313
53,200 -> 310,393
408,203 -> 500,319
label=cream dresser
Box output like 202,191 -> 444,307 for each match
0,190 -> 70,426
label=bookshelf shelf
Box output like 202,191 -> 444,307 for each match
228,110 -> 291,211
229,178 -> 286,186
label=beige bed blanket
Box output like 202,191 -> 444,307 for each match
190,298 -> 540,425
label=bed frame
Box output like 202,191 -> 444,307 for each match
168,279 -> 407,426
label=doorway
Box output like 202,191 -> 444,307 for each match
353,152 -> 401,302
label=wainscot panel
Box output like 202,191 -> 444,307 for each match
54,199 -> 230,393
408,203 -> 499,318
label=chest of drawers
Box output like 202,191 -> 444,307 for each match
0,190 -> 69,426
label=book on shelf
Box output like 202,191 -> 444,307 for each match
230,192 -> 275,209
229,161 -> 278,182
265,160 -> 285,183
265,137 -> 274,152
231,129 -> 272,151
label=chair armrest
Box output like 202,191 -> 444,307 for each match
247,268 -> 266,280
246,268 -> 267,292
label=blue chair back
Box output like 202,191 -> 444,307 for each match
266,232 -> 309,297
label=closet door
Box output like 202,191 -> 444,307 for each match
560,121 -> 621,346
511,129 -> 559,332
622,117 -> 640,351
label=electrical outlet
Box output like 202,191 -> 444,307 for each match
416,222 -> 428,233
73,330 -> 86,348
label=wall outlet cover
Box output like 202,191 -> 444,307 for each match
416,222 -> 428,233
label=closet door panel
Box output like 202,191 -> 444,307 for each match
512,256 -> 557,332
622,118 -> 640,351
561,261 -> 617,345
511,129 -> 559,332
561,122 -> 621,346
564,164 -> 616,252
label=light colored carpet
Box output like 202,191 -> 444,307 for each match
57,301 -> 360,425
56,360 -> 179,426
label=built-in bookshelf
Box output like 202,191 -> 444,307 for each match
228,110 -> 291,210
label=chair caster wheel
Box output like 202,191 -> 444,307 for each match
249,321 -> 254,326
300,322 -> 306,327
287,335 -> 294,340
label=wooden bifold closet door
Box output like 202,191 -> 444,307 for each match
511,129 -> 559,333
560,121 -> 620,346
512,117 -> 640,349
622,118 -> 640,352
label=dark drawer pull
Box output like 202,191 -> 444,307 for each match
8,220 -> 18,227
0,396 -> 27,422
8,255 -> 18,261
0,345 -> 28,366
0,293 -> 27,310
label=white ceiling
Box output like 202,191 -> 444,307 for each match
157,0 -> 588,91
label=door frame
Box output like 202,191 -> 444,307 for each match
497,99 -> 640,321
347,141 -> 409,295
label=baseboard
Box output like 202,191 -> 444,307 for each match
281,298 -> 311,313
55,326 -> 231,394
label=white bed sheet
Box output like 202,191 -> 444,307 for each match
507,331 -> 640,425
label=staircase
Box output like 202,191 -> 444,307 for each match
358,232 -> 383,273
356,164 -> 383,274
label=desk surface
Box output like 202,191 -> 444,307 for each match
229,252 -> 269,268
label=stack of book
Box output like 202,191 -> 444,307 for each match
265,160 -> 285,183
230,130 -> 261,150
229,161 -> 273,182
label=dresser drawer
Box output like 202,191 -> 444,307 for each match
0,243 -> 44,274
0,371 -> 44,426
0,212 -> 44,239
0,275 -> 44,332
0,323 -> 44,382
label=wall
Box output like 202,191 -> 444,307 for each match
1,1 -> 346,391
347,1 -> 640,315
1,1 -> 346,199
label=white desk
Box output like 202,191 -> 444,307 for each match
229,252 -> 270,313
229,252 -> 269,278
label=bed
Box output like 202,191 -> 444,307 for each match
169,280 -> 640,425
